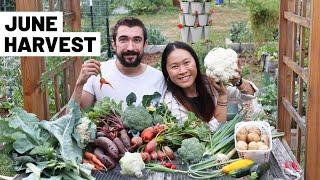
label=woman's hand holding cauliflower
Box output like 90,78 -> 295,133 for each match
204,48 -> 240,83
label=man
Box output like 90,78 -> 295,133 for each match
71,17 -> 166,109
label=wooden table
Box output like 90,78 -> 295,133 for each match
93,138 -> 303,180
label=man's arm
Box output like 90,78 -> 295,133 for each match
70,59 -> 100,109
70,84 -> 95,109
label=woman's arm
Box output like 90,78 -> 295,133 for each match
213,94 -> 228,123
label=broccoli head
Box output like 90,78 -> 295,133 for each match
122,105 -> 153,132
152,114 -> 164,125
177,137 -> 205,164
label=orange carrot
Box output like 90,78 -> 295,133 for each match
141,127 -> 156,142
154,124 -> 167,135
82,159 -> 100,171
99,72 -> 113,89
84,151 -> 106,169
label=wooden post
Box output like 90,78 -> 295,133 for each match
69,0 -> 82,93
16,0 -> 49,120
284,0 -> 296,147
278,0 -> 288,132
296,0 -> 307,162
305,0 -> 320,178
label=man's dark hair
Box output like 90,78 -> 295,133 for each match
112,17 -> 147,44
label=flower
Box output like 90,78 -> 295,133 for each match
177,23 -> 184,29
209,9 -> 215,15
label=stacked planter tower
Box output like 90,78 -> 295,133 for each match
179,0 -> 213,43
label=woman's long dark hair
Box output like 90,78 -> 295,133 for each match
161,41 -> 215,122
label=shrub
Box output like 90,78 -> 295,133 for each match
246,0 -> 279,42
146,25 -> 168,45
229,21 -> 253,43
125,0 -> 170,15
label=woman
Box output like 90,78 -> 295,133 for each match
161,41 -> 258,132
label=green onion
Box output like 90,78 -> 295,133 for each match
145,163 -> 187,174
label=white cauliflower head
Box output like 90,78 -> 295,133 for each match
119,152 -> 145,178
204,48 -> 240,82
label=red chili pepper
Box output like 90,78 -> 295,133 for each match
170,164 -> 176,169
291,162 -> 300,172
284,161 -> 290,169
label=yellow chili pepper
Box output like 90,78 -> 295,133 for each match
222,159 -> 254,174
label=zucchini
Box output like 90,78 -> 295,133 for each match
249,163 -> 270,179
222,159 -> 254,174
228,165 -> 252,178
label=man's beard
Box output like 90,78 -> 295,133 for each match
116,50 -> 143,67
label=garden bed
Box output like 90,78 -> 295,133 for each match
225,37 -> 255,53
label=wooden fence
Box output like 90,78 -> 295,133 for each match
16,0 -> 82,120
278,0 -> 320,178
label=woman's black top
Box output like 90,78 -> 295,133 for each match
187,96 -> 205,116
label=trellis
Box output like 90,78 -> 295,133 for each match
16,0 -> 320,178
278,0 -> 320,179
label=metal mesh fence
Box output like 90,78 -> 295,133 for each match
81,0 -> 116,56
0,0 -> 15,11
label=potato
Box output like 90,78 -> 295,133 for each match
260,134 -> 269,146
256,141 -> 265,147
236,132 -> 247,142
248,141 -> 258,150
238,127 -> 248,135
236,141 -> 248,150
258,144 -> 269,150
247,126 -> 261,135
247,132 -> 260,142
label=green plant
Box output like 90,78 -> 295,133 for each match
0,144 -> 15,176
229,21 -> 253,43
126,0 -> 155,15
0,101 -> 96,179
0,57 -> 23,108
146,25 -> 168,45
258,77 -> 278,125
241,64 -> 250,78
256,43 -> 278,60
246,0 -> 279,42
